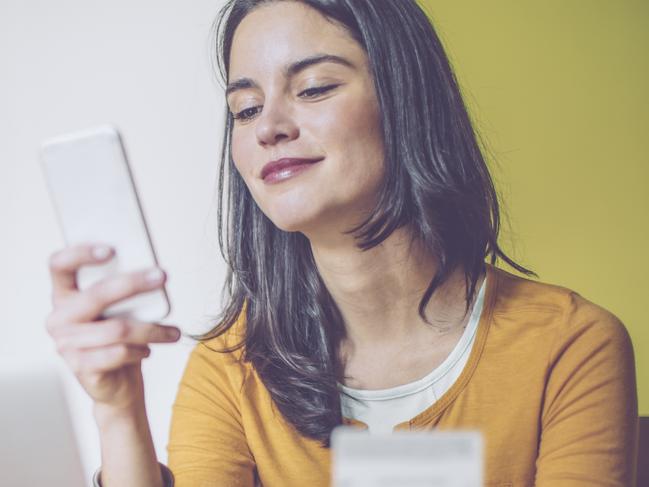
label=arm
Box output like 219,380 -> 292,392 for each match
167,341 -> 256,486
93,398 -> 165,487
535,295 -> 639,486
43,244 -> 181,487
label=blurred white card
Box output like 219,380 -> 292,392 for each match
331,427 -> 482,487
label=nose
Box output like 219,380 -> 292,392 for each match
255,97 -> 300,147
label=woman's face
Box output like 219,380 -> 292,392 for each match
227,1 -> 385,235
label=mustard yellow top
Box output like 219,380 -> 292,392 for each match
167,265 -> 639,486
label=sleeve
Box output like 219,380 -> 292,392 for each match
534,295 -> 639,486
167,341 -> 256,487
92,463 -> 175,486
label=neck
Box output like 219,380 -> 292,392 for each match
308,226 -> 478,353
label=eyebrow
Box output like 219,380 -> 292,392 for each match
225,54 -> 355,97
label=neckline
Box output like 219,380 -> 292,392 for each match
339,274 -> 487,401
342,264 -> 499,429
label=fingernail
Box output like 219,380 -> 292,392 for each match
93,246 -> 112,259
167,328 -> 181,340
145,268 -> 164,284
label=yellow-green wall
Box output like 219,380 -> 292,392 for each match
419,1 -> 648,414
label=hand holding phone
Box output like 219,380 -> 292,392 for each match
45,243 -> 181,409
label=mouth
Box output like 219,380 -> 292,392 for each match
261,157 -> 324,184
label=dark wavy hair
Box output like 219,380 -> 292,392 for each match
195,0 -> 534,447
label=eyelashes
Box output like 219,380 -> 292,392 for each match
233,106 -> 262,122
232,84 -> 340,122
299,84 -> 339,99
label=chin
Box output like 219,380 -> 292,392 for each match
256,188 -> 356,237
268,209 -> 358,244
253,187 -> 315,230
267,211 -> 317,234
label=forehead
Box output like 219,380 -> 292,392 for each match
228,2 -> 365,79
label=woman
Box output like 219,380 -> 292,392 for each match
45,0 -> 638,486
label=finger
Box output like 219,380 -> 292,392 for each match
55,267 -> 166,324
67,344 -> 151,374
55,319 -> 181,350
49,243 -> 115,301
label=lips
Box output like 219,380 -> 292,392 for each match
261,157 -> 323,182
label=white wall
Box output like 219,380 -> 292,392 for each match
1,0 -> 229,483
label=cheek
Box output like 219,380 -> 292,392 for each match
231,128 -> 273,214
324,95 -> 385,187
231,128 -> 264,200
231,130 -> 249,178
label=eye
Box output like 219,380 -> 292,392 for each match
233,105 -> 262,122
298,84 -> 339,99
231,84 -> 340,123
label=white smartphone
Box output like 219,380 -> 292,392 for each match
40,125 -> 171,322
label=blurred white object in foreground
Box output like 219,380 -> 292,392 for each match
331,427 -> 482,487
0,360 -> 86,487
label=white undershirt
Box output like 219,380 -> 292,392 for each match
339,276 -> 487,433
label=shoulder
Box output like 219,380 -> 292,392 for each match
487,265 -> 634,359
199,310 -> 248,357
182,310 -> 253,389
